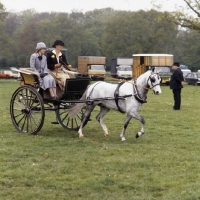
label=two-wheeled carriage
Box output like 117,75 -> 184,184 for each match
10,68 -> 90,135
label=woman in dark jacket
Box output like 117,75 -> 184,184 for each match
46,40 -> 75,92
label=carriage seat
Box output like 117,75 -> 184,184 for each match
19,68 -> 40,87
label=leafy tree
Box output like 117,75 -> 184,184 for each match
176,29 -> 200,70
156,0 -> 200,69
17,21 -> 39,66
166,0 -> 200,31
0,2 -> 14,68
84,8 -> 124,55
3,4 -> 200,70
102,10 -> 179,65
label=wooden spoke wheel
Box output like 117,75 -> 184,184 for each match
10,85 -> 45,134
56,103 -> 86,131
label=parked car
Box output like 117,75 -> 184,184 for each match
180,65 -> 189,70
0,70 -> 19,79
181,69 -> 191,78
184,72 -> 200,85
179,64 -> 191,79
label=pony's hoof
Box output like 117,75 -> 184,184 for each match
104,133 -> 108,137
136,132 -> 144,138
121,138 -> 126,142
79,135 -> 84,138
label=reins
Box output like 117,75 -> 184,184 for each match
59,58 -> 73,71
76,72 -> 154,91
93,74 -> 160,92
55,58 -> 160,91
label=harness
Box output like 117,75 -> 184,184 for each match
114,80 -> 147,113
86,82 -> 102,105
133,82 -> 147,104
147,73 -> 161,89
114,82 -> 126,113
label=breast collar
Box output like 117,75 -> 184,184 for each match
133,79 -> 147,104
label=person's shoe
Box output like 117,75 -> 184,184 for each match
50,96 -> 56,100
172,108 -> 180,110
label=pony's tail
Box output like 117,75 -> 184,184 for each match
67,89 -> 87,119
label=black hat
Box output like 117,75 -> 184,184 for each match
52,40 -> 65,48
173,62 -> 180,67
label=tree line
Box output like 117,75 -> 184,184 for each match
0,1 -> 200,71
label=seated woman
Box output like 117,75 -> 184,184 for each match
46,40 -> 75,92
30,42 -> 57,100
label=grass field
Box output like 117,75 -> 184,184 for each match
1,79 -> 200,200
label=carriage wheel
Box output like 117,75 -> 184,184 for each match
56,103 -> 86,131
10,85 -> 45,134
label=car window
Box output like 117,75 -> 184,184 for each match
4,71 -> 12,74
191,73 -> 195,78
180,65 -> 189,69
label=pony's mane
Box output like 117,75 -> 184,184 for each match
137,70 -> 151,80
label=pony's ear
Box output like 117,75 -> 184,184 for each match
158,68 -> 162,73
149,66 -> 155,72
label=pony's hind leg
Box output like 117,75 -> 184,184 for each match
78,105 -> 95,138
96,106 -> 110,137
120,115 -> 132,141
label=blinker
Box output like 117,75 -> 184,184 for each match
150,77 -> 156,82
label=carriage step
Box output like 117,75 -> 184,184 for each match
51,122 -> 59,124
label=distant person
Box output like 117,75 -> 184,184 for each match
30,42 -> 57,100
46,40 -> 75,92
169,62 -> 184,110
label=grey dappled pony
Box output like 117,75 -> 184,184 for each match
68,67 -> 162,141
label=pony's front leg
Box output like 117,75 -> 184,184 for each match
136,123 -> 145,138
120,115 -> 132,141
96,106 -> 110,137
133,113 -> 145,138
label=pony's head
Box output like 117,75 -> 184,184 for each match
147,66 -> 162,95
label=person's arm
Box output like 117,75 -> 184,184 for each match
61,54 -> 69,66
47,52 -> 57,71
174,69 -> 184,85
43,56 -> 49,74
180,71 -> 184,86
30,54 -> 38,72
60,54 -> 72,70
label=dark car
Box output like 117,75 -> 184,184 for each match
185,72 -> 200,85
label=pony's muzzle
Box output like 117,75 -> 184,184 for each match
154,90 -> 161,95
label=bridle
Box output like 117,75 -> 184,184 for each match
147,73 -> 162,89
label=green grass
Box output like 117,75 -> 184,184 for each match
1,79 -> 200,199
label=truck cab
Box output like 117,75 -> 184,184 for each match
78,56 -> 106,80
111,58 -> 133,79
117,65 -> 132,79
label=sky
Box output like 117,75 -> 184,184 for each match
0,0 -> 186,13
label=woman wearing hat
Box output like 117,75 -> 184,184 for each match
46,40 -> 75,92
30,42 -> 57,99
